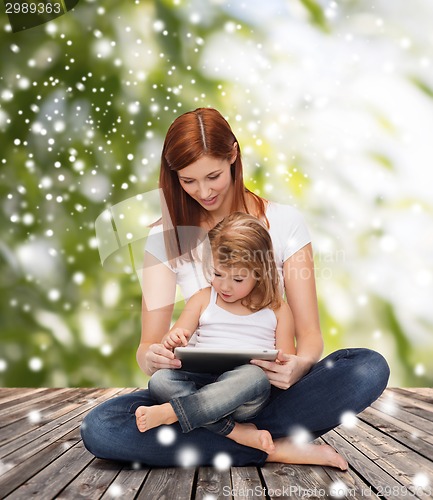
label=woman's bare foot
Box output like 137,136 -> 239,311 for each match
266,438 -> 348,470
227,423 -> 275,454
135,403 -> 178,432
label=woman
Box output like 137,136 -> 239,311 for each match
81,108 -> 389,467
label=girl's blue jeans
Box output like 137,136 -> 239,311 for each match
149,364 -> 271,435
81,348 -> 390,466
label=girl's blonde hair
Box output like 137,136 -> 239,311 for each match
205,212 -> 282,312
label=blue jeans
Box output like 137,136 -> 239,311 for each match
149,364 -> 270,435
81,348 -> 390,466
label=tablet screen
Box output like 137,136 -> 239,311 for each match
174,347 -> 278,373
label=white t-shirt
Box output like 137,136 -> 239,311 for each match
145,202 -> 311,301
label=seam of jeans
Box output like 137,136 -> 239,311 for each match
218,417 -> 235,436
127,400 -> 144,414
170,398 -> 193,433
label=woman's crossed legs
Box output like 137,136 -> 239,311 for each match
81,348 -> 389,468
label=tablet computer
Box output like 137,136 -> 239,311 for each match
174,347 -> 278,373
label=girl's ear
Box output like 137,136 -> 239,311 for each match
230,142 -> 238,164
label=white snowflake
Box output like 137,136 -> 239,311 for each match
106,484 -> 123,498
414,363 -> 425,377
290,426 -> 313,446
329,480 -> 350,498
177,446 -> 200,468
29,357 -> 43,372
28,410 -> 42,423
0,460 -> 14,475
213,452 -> 232,471
157,426 -> 176,446
412,472 -> 430,489
340,411 -> 357,429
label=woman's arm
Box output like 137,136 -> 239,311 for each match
251,243 -> 323,389
274,301 -> 296,355
284,243 -> 323,365
136,252 -> 179,376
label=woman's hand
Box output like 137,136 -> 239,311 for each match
144,343 -> 182,375
251,351 -> 313,390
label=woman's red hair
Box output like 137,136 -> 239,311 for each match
159,108 -> 267,232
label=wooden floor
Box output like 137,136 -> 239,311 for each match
0,388 -> 432,499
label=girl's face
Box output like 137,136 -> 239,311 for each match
177,156 -> 234,215
211,261 -> 257,304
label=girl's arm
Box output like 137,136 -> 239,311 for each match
161,287 -> 210,348
274,301 -> 296,356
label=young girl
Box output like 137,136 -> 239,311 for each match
135,212 -> 295,454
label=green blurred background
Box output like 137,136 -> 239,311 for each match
1,0 -> 432,388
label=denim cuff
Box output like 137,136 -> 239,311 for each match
170,397 -> 192,433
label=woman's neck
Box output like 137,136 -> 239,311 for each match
201,184 -> 235,230
200,190 -> 266,231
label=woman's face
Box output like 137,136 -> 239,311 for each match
177,156 -> 234,215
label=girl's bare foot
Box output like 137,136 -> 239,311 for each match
135,403 -> 178,432
266,438 -> 348,470
227,423 -> 275,454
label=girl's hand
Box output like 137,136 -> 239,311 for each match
163,328 -> 191,350
145,343 -> 182,374
250,351 -> 313,390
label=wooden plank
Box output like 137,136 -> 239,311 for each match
3,441 -> 93,499
0,388 -> 101,449
316,437 -> 379,498
321,430 -> 414,499
0,435 -> 79,497
230,466 -> 263,500
359,406 -> 433,460
331,421 -> 433,500
399,388 -> 433,401
0,389 -> 134,497
1,424 -> 81,474
371,399 -> 433,438
0,388 -> 78,427
99,466 -> 150,500
0,388 -> 123,462
334,418 -> 433,485
0,388 -> 109,456
0,387 -> 70,415
0,388 -> 49,406
321,466 -> 375,499
260,462 -> 332,499
1,388 -> 432,500
136,467 -> 196,499
195,466 -> 232,499
55,457 -> 126,499
385,390 -> 433,421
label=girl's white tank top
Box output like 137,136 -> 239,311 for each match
193,287 -> 277,349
